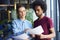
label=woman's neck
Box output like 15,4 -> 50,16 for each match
20,17 -> 26,21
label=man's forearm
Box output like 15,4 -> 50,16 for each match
40,33 -> 56,39
45,33 -> 56,38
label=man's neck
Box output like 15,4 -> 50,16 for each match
39,14 -> 44,20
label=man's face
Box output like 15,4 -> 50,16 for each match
35,6 -> 43,17
18,7 -> 26,18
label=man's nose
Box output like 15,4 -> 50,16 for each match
36,11 -> 38,14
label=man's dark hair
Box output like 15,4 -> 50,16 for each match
32,0 -> 47,13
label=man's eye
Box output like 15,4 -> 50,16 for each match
37,9 -> 40,11
23,10 -> 26,12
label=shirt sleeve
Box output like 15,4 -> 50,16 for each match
25,21 -> 33,29
28,22 -> 33,29
25,21 -> 33,35
29,22 -> 33,28
48,18 -> 54,28
12,20 -> 20,34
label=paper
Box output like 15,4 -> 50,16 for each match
13,33 -> 29,39
27,25 -> 44,35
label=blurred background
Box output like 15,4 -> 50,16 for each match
0,0 -> 60,40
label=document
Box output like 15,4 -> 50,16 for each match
13,33 -> 29,39
27,25 -> 44,35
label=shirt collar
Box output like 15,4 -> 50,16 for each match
18,19 -> 26,23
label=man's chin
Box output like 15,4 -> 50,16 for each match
36,15 -> 41,17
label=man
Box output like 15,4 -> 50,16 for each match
7,5 -> 33,40
32,0 -> 56,40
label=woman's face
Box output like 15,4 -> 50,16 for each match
18,7 -> 26,18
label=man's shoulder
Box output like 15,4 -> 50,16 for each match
44,16 -> 53,23
44,16 -> 52,20
34,16 -> 52,22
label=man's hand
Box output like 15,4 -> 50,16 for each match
40,34 -> 46,39
24,38 -> 29,40
24,28 -> 31,33
30,34 -> 35,38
